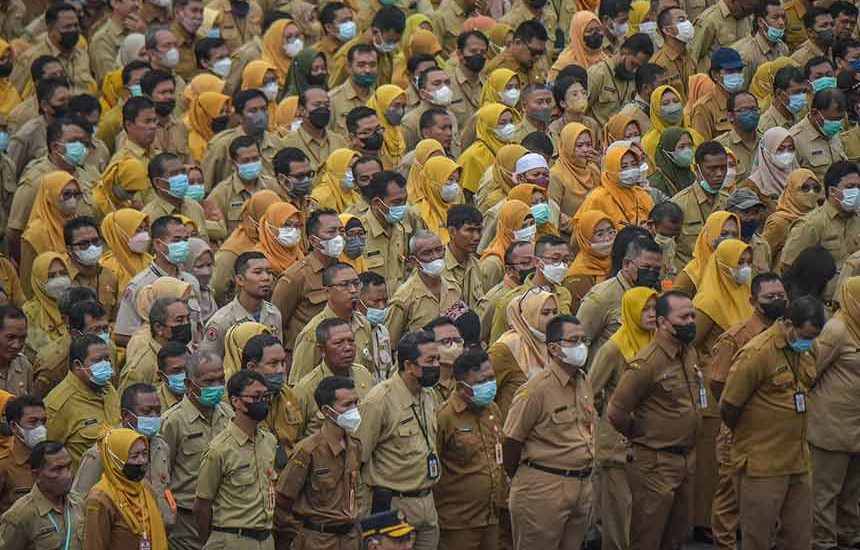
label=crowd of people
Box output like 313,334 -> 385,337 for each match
0,0 -> 857,547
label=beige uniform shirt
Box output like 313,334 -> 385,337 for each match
11,35 -> 96,95
170,21 -> 198,82
200,297 -> 283,358
295,362 -> 375,438
448,64 -> 482,129
670,182 -> 730,269
202,0 -> 263,51
757,103 -> 795,134
385,270 -> 463,349
116,114 -> 190,162
432,0 -> 469,54
484,48 -> 547,87
401,102 -> 460,155
689,0 -> 753,73
117,339 -> 160,393
589,340 -> 632,466
113,262 -> 202,338
576,272 -> 633,360
202,127 -> 287,191
358,372 -> 439,492
358,207 -> 420,288
289,306 -> 374,384
161,396 -> 234,510
783,0 -> 809,51
789,39 -> 826,68
586,59 -> 637,128
789,115 -> 845,182
141,193 -> 211,241
89,18 -> 125,85
329,79 -> 371,137
271,252 -> 330,351
444,246 -> 484,310
0,483 -> 85,550
0,356 -> 32,397
207,173 -> 280,233
730,33 -> 790,86
689,87 -> 733,142
281,124 -> 351,173
651,43 -> 696,102
715,128 -> 758,182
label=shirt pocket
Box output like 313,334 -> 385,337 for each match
181,433 -> 208,458
397,422 -> 422,455
365,250 -> 386,270
768,369 -> 795,389
309,468 -> 339,506
228,463 -> 257,488
227,200 -> 244,225
306,288 -> 327,307
550,408 -> 576,425
452,429 -> 480,465
596,85 -> 620,109
807,147 -> 832,168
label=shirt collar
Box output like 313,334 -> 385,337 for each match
227,421 -> 251,445
654,330 -> 681,358
547,360 -> 573,386
321,420 -> 345,455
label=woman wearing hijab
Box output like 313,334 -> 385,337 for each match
564,210 -> 615,310
285,48 -> 328,96
405,139 -> 445,201
255,201 -> 305,277
0,40 -> 20,116
474,144 -> 528,214
367,85 -> 407,169
84,428 -> 168,549
339,214 -> 367,273
92,157 -> 150,220
180,73 -> 226,114
415,156 -> 462,244
604,113 -> 643,145
459,103 -> 518,197
126,277 -> 193,358
674,211 -> 741,297
749,57 -> 799,111
310,148 -> 360,211
275,95 -> 300,137
489,289 -> 557,412
393,16 -> 445,89
641,85 -> 703,163
648,127 -> 696,197
262,19 -> 303,86
747,127 -> 799,211
21,172 -> 82,296
186,91 -> 231,163
549,12 -> 609,80
99,209 -> 152,318
480,199 -> 534,289
460,69 -> 521,150
487,23 -> 514,59
762,168 -> 821,262
213,190 -> 282,304
573,144 -> 654,229
182,238 -> 216,323
241,60 -> 280,132
23,251 -> 70,355
223,322 -> 272,379
550,122 -> 601,239
508,183 -> 559,239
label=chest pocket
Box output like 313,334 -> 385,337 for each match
597,85 -> 620,107
768,369 -> 795,389
227,200 -> 245,224
452,429 -> 480,465
309,468 -> 339,505
365,250 -> 386,270
807,147 -> 832,168
229,463 -> 257,487
397,422 -> 422,454
306,288 -> 328,307
77,420 -> 102,445
181,433 -> 208,458
551,408 -> 576,424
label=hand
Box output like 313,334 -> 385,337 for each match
202,199 -> 224,221
124,11 -> 145,32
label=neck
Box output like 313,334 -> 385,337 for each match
234,414 -> 257,438
238,291 -> 262,313
303,120 -> 325,138
461,64 -> 479,81
37,483 -> 66,509
736,126 -> 756,143
157,113 -> 171,125
448,242 -> 467,263
563,111 -> 583,123
190,396 -> 214,419
666,36 -> 685,53
154,335 -> 170,348
74,259 -> 96,275
330,301 -> 354,320
327,361 -> 352,377
440,364 -> 453,383
51,154 -> 73,172
533,271 -> 551,287
314,249 -> 335,266
155,257 -> 179,276
241,177 -> 259,192
403,372 -> 422,395
528,117 -> 547,131
418,271 -> 441,290
351,80 -> 371,100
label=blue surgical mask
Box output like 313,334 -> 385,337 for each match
342,170 -> 355,190
87,360 -> 114,386
468,380 -> 497,407
384,203 -> 407,223
166,371 -> 186,394
789,338 -> 813,353
821,118 -> 843,138
237,160 -> 262,181
337,20 -> 357,42
765,24 -> 784,42
63,141 -> 88,166
198,384 -> 225,406
851,60 -> 860,72
134,414 -> 162,437
167,173 -> 189,198
186,184 -> 205,201
163,240 -> 190,265
787,92 -> 807,114
530,202 -> 550,225
736,109 -> 760,132
722,72 -> 744,92
812,76 -> 837,93
129,84 -> 142,97
0,131 -> 9,153
97,331 -> 111,345
366,306 -> 387,326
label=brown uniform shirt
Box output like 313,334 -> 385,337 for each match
201,127 -> 287,190
281,124 -> 351,173
294,362 -> 375,439
84,484 -> 160,549
670,181 -> 731,269
0,356 -> 33,397
689,86 -> 732,141
730,32 -> 790,86
0,483 -> 85,550
444,246 -> 485,310
385,270 -> 463,349
588,340 -> 632,466
358,206 -> 420,289
651,42 -> 696,101
576,272 -> 633,359
722,323 -> 816,476
586,59 -> 637,128
789,115 -> 845,182
757,103 -> 795,134
0,439 -> 32,514
689,0 -> 753,73
271,252 -> 330,351
715,128 -> 758,183
290,306 -> 375,384
203,0 -> 263,51
329,79 -> 371,137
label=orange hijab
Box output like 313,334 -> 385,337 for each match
261,19 -> 297,85
567,210 -> 612,279
188,92 -> 230,162
221,190 -> 283,255
551,122 -> 600,203
551,11 -> 608,76
574,144 -> 654,228
23,171 -> 78,254
508,184 -> 559,237
481,199 -> 532,261
256,202 -> 305,275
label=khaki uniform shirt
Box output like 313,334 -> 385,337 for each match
11,35 -> 96,95
0,483 -> 85,550
72,436 -> 175,525
8,117 -> 47,178
434,392 -> 504,529
161,396 -> 234,510
710,313 -> 769,387
314,35 -> 344,67
89,18 -> 125,85
789,39 -> 826,68
200,297 -> 282,359
490,277 -> 572,341
731,33 -> 790,86
295,362 -> 375,438
444,246 -> 484,310
670,182 -> 730,268
271,253 -> 330,351
170,21 -> 198,82
114,262 -> 201,337
574,272 -> 632,360
432,0 -> 468,54
401,102 -> 460,154
278,421 -> 362,526
749,232 -> 772,274
329,79 -> 371,137
203,0 -> 263,51
265,384 -> 303,459
609,331 -> 702,450
358,372 -> 438,492
330,34 -> 395,88
117,114 -> 190,162
722,323 -> 816,476
588,340 -> 632,466
789,115 -> 845,182
157,382 -> 181,411
715,128 -> 758,182
290,306 -> 374,384
840,125 -> 860,163
586,59 -> 636,128
0,356 -> 32,397
757,103 -> 795,134
386,270 -> 463,349
689,86 -> 732,141
784,0 -> 809,51
117,339 -> 160,393
281,124 -> 351,172
358,207 -> 419,288
484,48 -> 547,86
207,173 -> 280,233
0,439 -> 32,514
504,361 -> 596,470
196,423 -> 277,529
202,127 -> 287,191
44,373 -> 121,472
108,138 -> 157,172
449,64 -> 482,129
141,193 -> 211,241
651,44 -> 696,102
690,0 -> 753,73
809,315 -> 860,453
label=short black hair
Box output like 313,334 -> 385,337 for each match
235,250 -> 268,276
347,43 -> 377,64
694,140 -> 727,166
824,160 -> 860,191
546,314 -> 580,343
447,204 -> 482,229
262,10 -> 292,32
316,317 -> 351,345
121,383 -> 157,413
148,152 -> 181,181
655,289 -> 691,319
534,234 -> 567,257
649,201 -> 683,224
504,240 -> 532,265
68,93 -> 101,119
804,55 -> 835,79
320,1 -> 348,26
656,6 -> 681,34
611,226 -> 654,275
241,333 -> 281,366
423,315 -> 456,332
30,441 -> 66,470
419,107 -> 449,132
812,87 -> 847,112
773,65 -> 805,92
727,90 -> 757,111
58,287 -> 98,317
31,55 -> 62,82
371,5 -> 406,33
36,77 -> 69,108
621,33 -> 654,57
195,37 -> 226,65
784,245 -> 837,299
407,53 -> 438,77
833,38 -> 860,60
452,349 -> 489,381
521,131 -> 554,158
307,207 -> 339,237
150,215 -> 183,240
831,0 -> 858,18
363,170 -> 406,201
754,0 -> 782,20
227,369 -> 267,399
234,89 -> 268,114
299,85 -> 328,108
63,215 -> 99,246
751,272 -> 783,298
141,69 -> 175,97
46,2 -> 77,27
354,155 -> 384,174
785,295 -> 826,330
556,65 -> 588,86
359,270 -> 386,289
229,135 -> 260,159
552,75 -> 585,106
67,300 -> 105,332
0,304 -> 25,332
123,96 -> 155,128
513,20 -> 548,43
346,106 -> 377,135
157,340 -> 189,372
635,63 -> 666,94
323,262 -> 356,286
273,147 -> 309,176
599,0 -> 631,19
149,297 -> 183,336
46,117 -> 84,148
457,30 -> 489,51
804,6 -> 831,28
314,375 -> 356,409
69,333 -> 108,369
396,329 -> 436,371
5,395 -> 44,424
122,60 -> 151,87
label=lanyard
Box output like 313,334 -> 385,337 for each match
48,507 -> 72,550
410,398 -> 432,451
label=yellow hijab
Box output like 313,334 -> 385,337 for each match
188,92 -> 231,163
551,122 -> 601,204
575,144 -> 654,228
481,199 -> 532,261
604,113 -> 640,145
224,322 -> 272,379
551,11 -> 608,77
93,157 -> 149,218
135,277 -> 192,322
181,73 -> 225,113
406,139 -> 445,202
627,0 -> 651,35
642,85 -> 703,162
508,184 -> 558,237
749,57 -> 799,111
480,69 -> 518,108
339,213 -> 367,273
770,168 -> 820,225
459,103 -> 512,194
23,171 -> 78,254
100,209 -> 153,292
0,40 -> 21,116
310,148 -> 361,211
255,202 -> 305,276
489,144 -> 529,200
367,85 -> 407,168
241,60 -> 279,132
567,209 -> 612,278
682,210 -> 741,287
693,238 -> 753,330
93,429 -> 167,550
23,252 -> 68,337
262,19 -> 297,85
221,190 -> 283,255
609,287 -> 658,361
416,156 -> 461,244
276,96 -> 299,136
487,23 -> 513,59
497,289 -> 554,375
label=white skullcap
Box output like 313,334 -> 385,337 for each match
514,153 -> 548,175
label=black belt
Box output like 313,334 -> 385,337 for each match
660,445 -> 692,456
302,519 -> 356,535
176,506 -> 193,515
524,460 -> 592,478
212,526 -> 271,540
389,488 -> 432,498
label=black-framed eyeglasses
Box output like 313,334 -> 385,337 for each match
239,393 -> 271,403
557,337 -> 591,346
328,279 -> 361,290
72,237 -> 102,249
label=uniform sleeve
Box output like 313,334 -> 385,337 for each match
271,274 -> 301,338
46,405 -> 69,446
201,141 -> 226,193
356,392 -> 387,464
211,251 -> 235,306
488,342 -> 528,421
384,299 -> 408,351
195,446 -> 223,502
288,331 -> 316,385
502,384 -> 542,442
160,413 -> 180,470
588,342 -> 621,412
71,446 -> 102,497
710,333 -> 740,385
608,364 -> 653,434
0,509 -> 27,550
813,319 -> 844,378
721,349 -> 765,408
276,445 -> 311,501
576,289 -> 605,342
84,493 -> 115,550
779,218 -> 817,268
689,18 -> 714,69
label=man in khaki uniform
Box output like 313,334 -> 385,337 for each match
435,349 -> 505,550
484,21 -> 549,86
329,44 -> 378,136
730,0 -> 789,85
329,8 -> 403,88
587,35 -> 653,128
790,7 -> 834,68
689,0 -> 754,73
444,205 -> 485,310
142,152 -> 211,241
757,65 -> 806,134
425,316 -> 464,407
788,88 -> 846,182
670,141 -> 731,267
503,314 -> 595,550
44,334 -> 121,472
0,442 -> 85,550
715,91 -> 760,182
72,383 -> 174,524
314,2 -> 354,65
690,48 -> 745,141
708,273 -> 786,550
400,67 -> 460,152
7,78 -> 72,179
272,209 -> 345,354
432,0 -> 476,53
726,189 -> 772,275
447,31 -> 486,128
358,330 -> 441,550
194,370 -> 277,550
136,69 -> 189,161
0,307 -> 31,397
294,319 -> 375,438
161,351 -> 233,550
277,376 -> 363,550
89,0 -> 143,85
108,96 -> 160,169
358,271 -> 396,382
609,291 -> 703,550
202,251 -> 282,357
290,263 -> 374,384
282,86 -> 350,172
202,0 -> 262,51
652,7 -> 696,101
171,0 -> 203,81
721,296 -> 824,550
156,341 -> 188,410
0,396 -> 46,513
780,161 -> 860,300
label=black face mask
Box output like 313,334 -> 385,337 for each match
154,99 -> 176,117
170,323 -> 193,346
517,266 -> 535,283
58,30 -> 80,50
671,322 -> 696,344
231,0 -> 250,17
123,462 -> 147,481
418,365 -> 440,387
0,63 -> 12,78
51,103 -> 68,119
614,60 -> 636,81
211,115 -> 229,133
287,175 -> 313,196
527,0 -> 547,9
264,373 -> 286,394
760,299 -> 787,321
635,267 -> 661,289
245,400 -> 270,421
462,53 -> 486,74
584,33 -> 604,50
307,73 -> 328,87
308,106 -> 332,128
740,220 -> 758,239
361,130 -> 384,151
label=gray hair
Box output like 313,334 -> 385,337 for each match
149,297 -> 183,336
186,350 -> 222,379
145,25 -> 171,50
408,230 -> 439,255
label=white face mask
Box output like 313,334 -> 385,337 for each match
610,22 -> 629,38
161,47 -> 180,68
560,343 -> 588,367
430,85 -> 453,106
211,57 -> 232,77
277,226 -> 301,247
499,88 -> 521,107
440,181 -> 460,203
261,81 -> 279,101
284,37 -> 304,57
773,151 -> 795,168
733,265 -> 752,285
44,276 -> 71,300
419,258 -> 445,277
16,423 -> 47,448
638,21 -> 658,33
540,260 -> 568,284
495,123 -> 517,142
619,167 -> 642,187
318,234 -> 345,257
334,406 -> 361,433
675,19 -> 695,42
129,231 -> 151,253
75,244 -> 103,266
842,187 -> 860,212
513,225 -> 536,242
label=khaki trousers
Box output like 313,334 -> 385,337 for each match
509,465 -> 592,550
738,472 -> 811,550
391,493 -> 439,550
711,424 -> 739,550
694,417 -> 720,528
169,509 -> 203,550
292,528 -> 360,550
204,531 -> 275,550
439,525 -> 499,550
597,463 -> 631,550
811,445 -> 860,550
627,445 -> 695,550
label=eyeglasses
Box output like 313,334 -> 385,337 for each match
61,190 -> 83,201
328,279 -> 361,290
289,170 -> 316,180
72,237 -> 102,249
593,228 -> 616,241
438,337 -> 464,347
557,337 -> 591,346
239,393 -> 271,403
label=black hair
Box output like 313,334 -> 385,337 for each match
754,0 -> 782,21
299,85 -> 328,108
783,245 -> 838,300
148,152 -> 180,181
649,201 -> 684,224
656,6 -> 682,34
45,3 -> 77,26
320,1 -> 348,26
150,215 -> 183,240
314,375 -> 356,409
831,0 -> 858,18
694,140 -> 728,166
194,37 -> 226,65
727,90 -> 757,111
30,441 -> 66,470
121,383 -> 157,413
5,395 -> 44,424
514,20 -> 548,43
47,117 -> 86,148
552,75 -> 586,107
773,65 -> 805,92
233,89 -> 267,114
804,6 -> 832,29
417,65 -> 446,90
229,135 -> 259,159
655,289 -> 691,319
262,10 -> 292,33
805,55 -> 835,79
407,53 -> 438,76
273,147 -> 309,176
534,233 -> 567,257
122,96 -> 155,128
235,251 -> 268,276
347,43 -> 377,63
315,317 -> 351,344
346,105 -> 377,135
69,333 -> 108,369
824,159 -> 860,191
58,287 -> 97,317
785,295 -> 827,330
226,369 -> 267,399
359,270 -> 387,289
635,63 -> 666,94
364,170 -> 406,201
122,60 -> 151,86
36,77 -> 69,109
621,33 -> 654,57
157,340 -> 189,372
31,55 -> 62,82
241,333 -> 281,366
140,69 -> 175,97
68,94 -> 101,119
371,5 -> 406,33
67,300 -> 106,332
396,329 -> 437,371
63,215 -> 99,246
546,314 -> 580,343
751,272 -> 784,298
599,0 -> 631,19
354,155 -> 384,173
419,107 -> 450,132
457,30 -> 489,51
556,64 -> 588,85
521,131 -> 554,158
454,310 -> 481,348
149,297 -> 184,336
323,262 -> 356,286
812,87 -> 847,112
447,204 -> 482,229
307,207 -> 339,237
452,349 -> 489,381
504,240 -> 532,265
423,315 -> 456,332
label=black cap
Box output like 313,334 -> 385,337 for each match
360,510 -> 414,539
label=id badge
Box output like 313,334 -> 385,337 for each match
794,391 -> 807,413
698,386 -> 709,408
140,534 -> 152,550
495,442 -> 504,465
427,452 -> 440,480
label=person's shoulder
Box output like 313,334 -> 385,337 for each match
43,376 -> 74,410
364,376 -> 395,402
1,489 -> 36,521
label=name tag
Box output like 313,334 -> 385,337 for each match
456,426 -> 473,432
235,463 -> 251,472
811,150 -> 824,156
313,468 -> 331,475
794,391 -> 807,413
187,432 -> 204,439
229,200 -> 244,208
366,250 -> 382,257
83,418 -> 98,426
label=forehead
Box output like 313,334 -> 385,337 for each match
432,323 -> 460,339
326,323 -> 354,341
